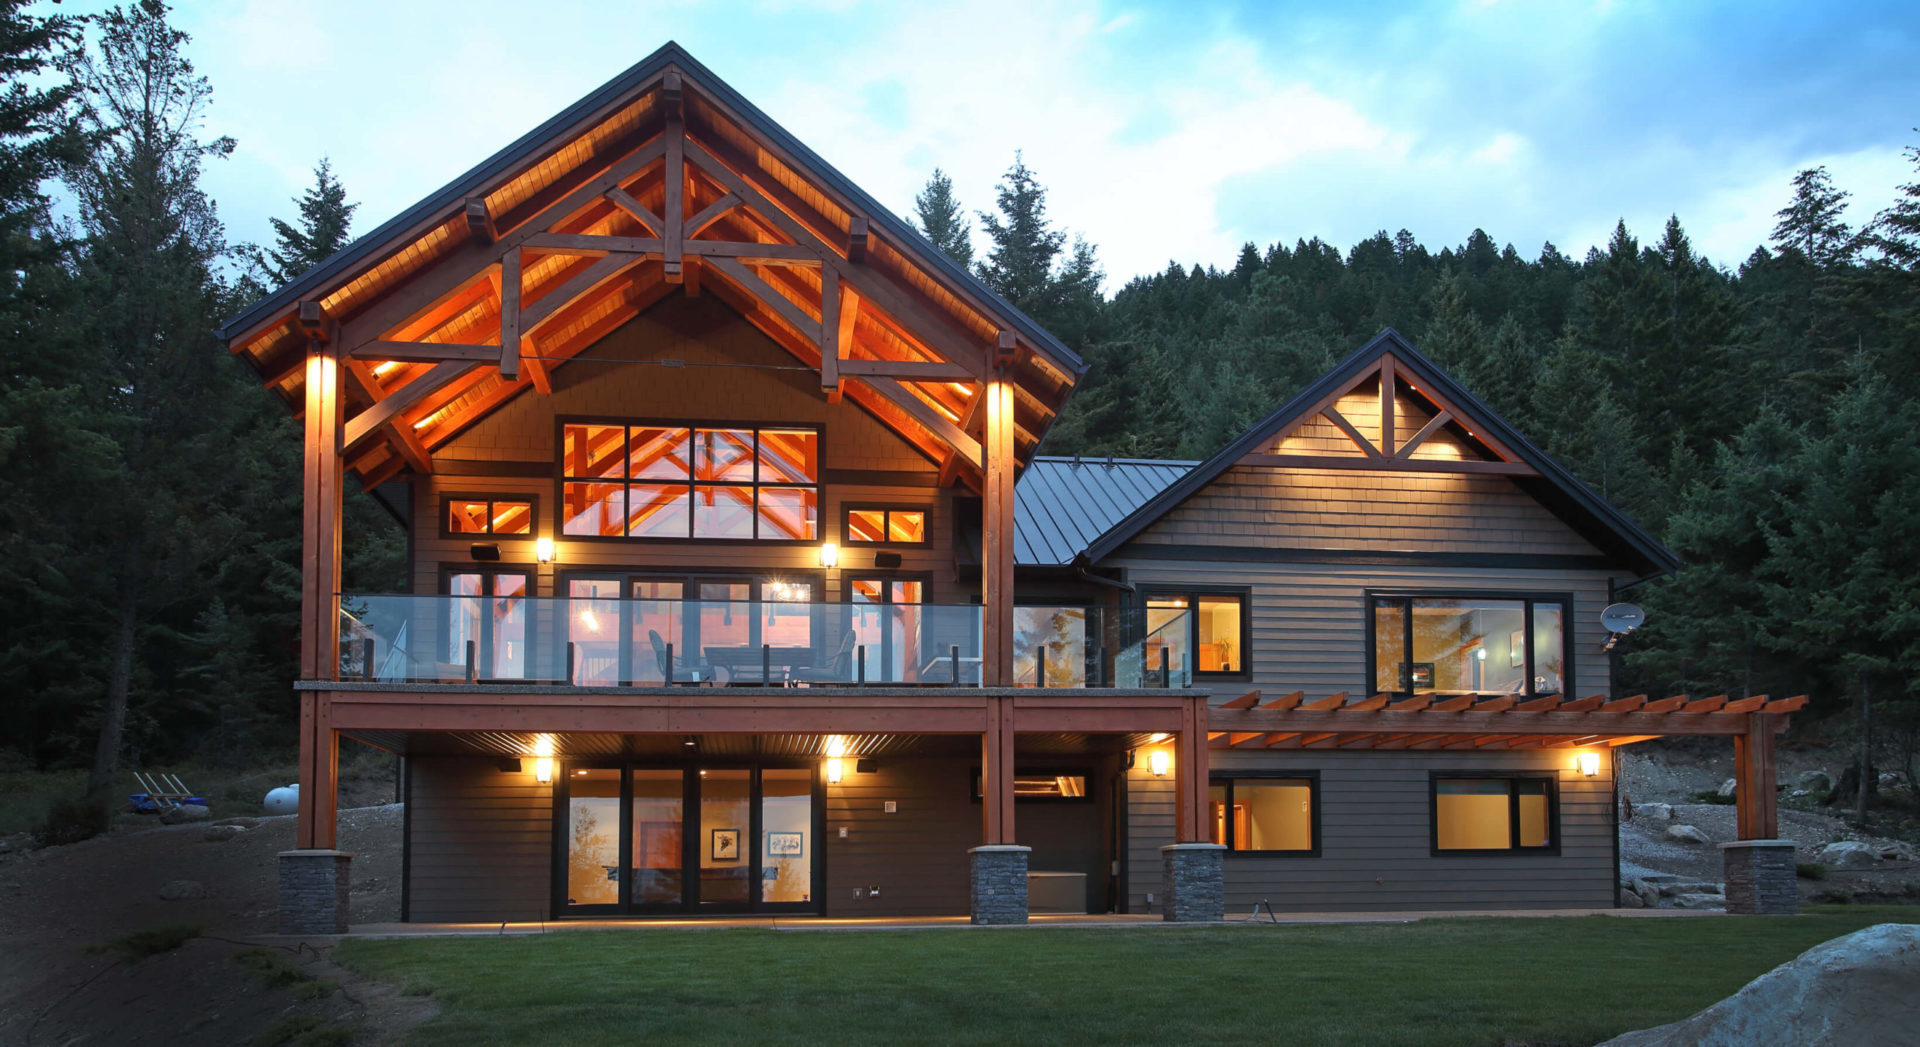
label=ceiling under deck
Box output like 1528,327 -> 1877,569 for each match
343,729 -> 1159,760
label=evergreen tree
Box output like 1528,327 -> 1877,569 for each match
976,151 -> 1066,310
244,156 -> 356,287
910,167 -> 971,268
1772,166 -> 1856,267
59,0 -> 257,795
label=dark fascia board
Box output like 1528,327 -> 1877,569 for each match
1077,328 -> 1680,576
215,43 -> 1087,384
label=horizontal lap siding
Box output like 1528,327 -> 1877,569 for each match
1111,559 -> 1616,699
412,296 -> 966,602
407,757 -> 554,922
825,757 -> 978,916
1127,750 -> 1614,912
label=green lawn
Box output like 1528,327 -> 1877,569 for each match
334,907 -> 1919,1047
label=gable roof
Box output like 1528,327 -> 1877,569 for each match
218,43 -> 1086,490
1015,456 -> 1196,565
219,42 -> 1082,377
1078,329 -> 1681,576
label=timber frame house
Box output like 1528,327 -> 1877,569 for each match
223,45 -> 1805,932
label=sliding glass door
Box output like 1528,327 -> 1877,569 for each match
558,763 -> 820,917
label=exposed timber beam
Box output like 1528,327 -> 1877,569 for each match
860,374 -> 983,465
498,248 -> 521,380
1240,453 -> 1539,477
1394,410 -> 1455,460
522,251 -> 647,332
819,266 -> 841,401
837,358 -> 976,381
602,185 -> 662,235
706,256 -> 822,344
1380,356 -> 1396,455
342,360 -> 475,452
351,341 -> 500,363
847,215 -> 868,263
686,193 -> 741,237
663,119 -> 684,283
465,197 -> 497,244
1322,407 -> 1382,458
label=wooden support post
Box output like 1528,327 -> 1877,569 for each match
981,368 -> 1016,686
1734,713 -> 1779,839
982,697 -> 1015,844
1175,696 -> 1211,843
299,343 -> 344,680
499,247 -> 521,380
1379,356 -> 1396,456
819,267 -> 841,400
663,111 -> 685,284
296,691 -> 339,849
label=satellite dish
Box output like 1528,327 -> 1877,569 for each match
1601,603 -> 1646,635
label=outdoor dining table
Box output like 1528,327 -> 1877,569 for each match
704,645 -> 814,685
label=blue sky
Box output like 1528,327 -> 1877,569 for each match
93,0 -> 1920,287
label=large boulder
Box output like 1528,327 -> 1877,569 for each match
1636,802 -> 1673,821
1599,924 -> 1920,1046
158,802 -> 211,824
1715,777 -> 1738,798
1798,769 -> 1833,793
1666,824 -> 1712,845
1819,841 -> 1881,869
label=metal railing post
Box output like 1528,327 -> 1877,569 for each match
566,641 -> 577,686
857,645 -> 866,686
465,639 -> 476,684
361,638 -> 375,682
1160,646 -> 1170,689
665,641 -> 675,685
762,643 -> 772,687
1036,645 -> 1047,688
951,644 -> 961,687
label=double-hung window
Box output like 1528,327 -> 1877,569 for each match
560,423 -> 819,540
1369,592 -> 1567,696
1431,775 -> 1557,854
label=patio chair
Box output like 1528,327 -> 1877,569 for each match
788,630 -> 856,685
648,629 -> 713,685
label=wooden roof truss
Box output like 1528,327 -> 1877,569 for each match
233,68 -> 1076,491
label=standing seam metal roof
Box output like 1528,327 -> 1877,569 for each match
1014,456 -> 1197,566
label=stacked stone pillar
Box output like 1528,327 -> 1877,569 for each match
1159,842 -> 1226,922
1721,839 -> 1797,915
969,844 -> 1031,924
279,849 -> 353,934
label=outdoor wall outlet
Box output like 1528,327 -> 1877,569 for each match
853,887 -> 865,899
1145,892 -> 1155,904
838,826 -> 848,838
884,801 -> 897,813
868,884 -> 881,897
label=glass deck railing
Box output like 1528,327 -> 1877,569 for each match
336,595 -> 1192,689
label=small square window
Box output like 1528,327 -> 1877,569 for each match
843,507 -> 929,545
1433,776 -> 1557,853
445,497 -> 533,536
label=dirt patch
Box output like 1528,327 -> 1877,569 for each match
0,805 -> 423,1045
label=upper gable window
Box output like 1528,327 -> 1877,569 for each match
444,496 -> 534,536
845,507 -> 927,544
561,423 -> 819,541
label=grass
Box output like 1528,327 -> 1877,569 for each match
234,946 -> 339,999
333,906 -> 1920,1046
251,1013 -> 356,1047
93,924 -> 201,962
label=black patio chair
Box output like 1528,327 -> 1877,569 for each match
788,630 -> 856,685
648,629 -> 713,685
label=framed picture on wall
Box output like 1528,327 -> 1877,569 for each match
1509,629 -> 1525,667
711,828 -> 740,861
767,831 -> 803,857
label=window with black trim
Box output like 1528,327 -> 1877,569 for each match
844,507 -> 927,544
560,423 -> 819,541
970,768 -> 1093,802
443,495 -> 534,537
1431,774 -> 1557,854
1209,775 -> 1318,853
1142,589 -> 1249,677
443,568 -> 531,680
1369,592 -> 1567,696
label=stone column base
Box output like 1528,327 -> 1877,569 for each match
1721,839 -> 1797,915
279,849 -> 353,935
1159,843 -> 1226,922
969,845 -> 1031,925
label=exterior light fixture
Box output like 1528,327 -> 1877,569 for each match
1147,732 -> 1169,744
535,536 -> 555,563
1578,751 -> 1602,778
826,758 -> 844,785
1475,648 -> 1487,661
1149,749 -> 1171,778
532,735 -> 555,784
819,541 -> 839,568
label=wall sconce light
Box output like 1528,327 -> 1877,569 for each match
1475,647 -> 1487,662
1149,749 -> 1171,778
532,734 -> 555,784
1147,732 -> 1169,744
826,758 -> 844,785
818,541 -> 838,568
1577,751 -> 1602,778
535,536 -> 555,564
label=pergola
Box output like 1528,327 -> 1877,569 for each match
1209,691 -> 1808,838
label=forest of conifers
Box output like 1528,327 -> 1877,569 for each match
2,4 -> 1917,804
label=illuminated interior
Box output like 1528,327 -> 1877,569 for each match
1209,778 -> 1313,851
1435,778 -> 1552,851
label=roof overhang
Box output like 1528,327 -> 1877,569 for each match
221,43 -> 1087,491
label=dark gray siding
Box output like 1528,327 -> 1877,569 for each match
823,757 -> 976,917
1128,749 -> 1614,912
407,756 -> 553,922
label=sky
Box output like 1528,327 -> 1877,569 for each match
64,0 -> 1920,289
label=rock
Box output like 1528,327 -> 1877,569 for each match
1879,843 -> 1916,862
1879,771 -> 1901,787
1820,841 -> 1882,869
158,803 -> 211,824
213,816 -> 259,828
1666,824 -> 1712,845
1619,886 -> 1645,908
1636,882 -> 1662,909
202,824 -> 247,843
1637,802 -> 1672,821
1716,777 -> 1738,798
1799,770 -> 1833,793
157,880 -> 207,900
1671,892 -> 1726,909
1598,924 -> 1920,1046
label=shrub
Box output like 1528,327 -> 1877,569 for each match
234,946 -> 314,989
1796,862 -> 1828,880
35,794 -> 111,846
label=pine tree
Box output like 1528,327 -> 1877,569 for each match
1870,140 -> 1920,268
976,151 -> 1066,309
1420,269 -> 1484,374
1772,166 -> 1855,267
60,0 -> 256,796
910,167 -> 971,269
244,156 -> 357,287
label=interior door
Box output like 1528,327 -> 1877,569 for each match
694,768 -> 752,910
